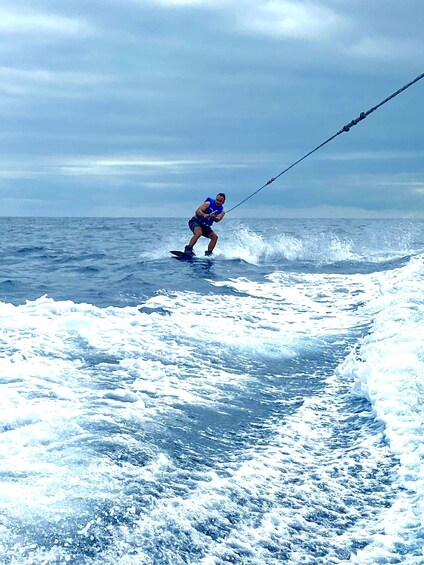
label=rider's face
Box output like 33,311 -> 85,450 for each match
215,195 -> 225,206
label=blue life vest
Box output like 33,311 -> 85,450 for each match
196,197 -> 224,226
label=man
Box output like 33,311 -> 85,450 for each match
184,193 -> 226,256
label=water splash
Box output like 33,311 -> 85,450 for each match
219,226 -> 357,264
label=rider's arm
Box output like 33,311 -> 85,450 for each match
212,210 -> 225,222
195,202 -> 211,219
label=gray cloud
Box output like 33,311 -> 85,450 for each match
0,5 -> 92,35
0,0 -> 423,216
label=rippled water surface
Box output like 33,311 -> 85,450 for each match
1,217 -> 423,564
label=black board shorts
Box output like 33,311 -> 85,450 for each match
188,217 -> 213,237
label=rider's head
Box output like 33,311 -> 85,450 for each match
216,193 -> 226,206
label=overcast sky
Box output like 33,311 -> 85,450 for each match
1,0 -> 423,217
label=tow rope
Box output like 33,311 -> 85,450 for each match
226,71 -> 424,214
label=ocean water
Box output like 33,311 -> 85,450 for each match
0,217 -> 423,565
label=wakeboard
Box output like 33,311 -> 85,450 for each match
170,250 -> 196,260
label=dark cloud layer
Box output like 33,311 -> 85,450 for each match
0,0 -> 423,217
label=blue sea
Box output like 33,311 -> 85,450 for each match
1,217 -> 423,564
